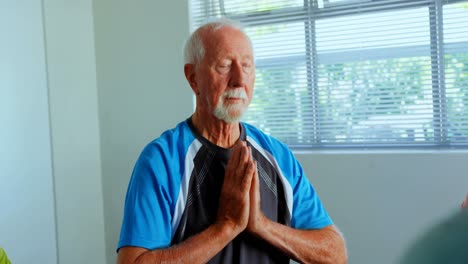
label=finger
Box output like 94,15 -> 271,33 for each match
243,158 -> 256,184
249,161 -> 260,216
463,193 -> 468,209
253,160 -> 257,176
249,160 -> 257,186
233,143 -> 250,172
237,141 -> 249,160
227,141 -> 244,169
252,161 -> 258,187
240,144 -> 252,166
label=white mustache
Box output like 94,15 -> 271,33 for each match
222,89 -> 247,100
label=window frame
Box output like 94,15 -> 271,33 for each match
195,0 -> 468,149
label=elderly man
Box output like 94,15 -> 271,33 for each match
117,19 -> 347,264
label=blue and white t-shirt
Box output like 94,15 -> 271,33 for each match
117,118 -> 333,263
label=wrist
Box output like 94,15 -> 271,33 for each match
214,220 -> 243,240
249,213 -> 269,237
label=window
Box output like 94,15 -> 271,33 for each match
189,0 -> 468,148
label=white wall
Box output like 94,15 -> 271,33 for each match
1,1 -> 106,263
3,1 -> 467,264
0,1 -> 57,263
296,151 -> 468,264
92,2 -> 468,264
92,1 -> 192,263
43,1 -> 107,263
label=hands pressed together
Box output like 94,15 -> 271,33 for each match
216,140 -> 266,237
118,140 -> 348,264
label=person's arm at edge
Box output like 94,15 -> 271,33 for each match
247,169 -> 347,264
251,220 -> 347,264
118,142 -> 256,264
461,192 -> 468,209
117,220 -> 240,264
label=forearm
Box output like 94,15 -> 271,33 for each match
123,142 -> 255,264
253,220 -> 347,264
119,222 -> 239,264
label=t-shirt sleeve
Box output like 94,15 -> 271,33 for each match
290,159 -> 333,229
117,152 -> 173,251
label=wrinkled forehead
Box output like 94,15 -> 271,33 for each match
201,26 -> 254,59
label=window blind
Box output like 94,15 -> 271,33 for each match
188,0 -> 468,148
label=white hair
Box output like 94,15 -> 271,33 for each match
183,18 -> 251,66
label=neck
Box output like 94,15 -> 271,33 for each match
192,112 -> 241,148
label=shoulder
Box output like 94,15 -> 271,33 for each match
243,122 -> 300,178
132,120 -> 196,182
242,122 -> 292,156
140,120 -> 195,160
126,120 -> 197,199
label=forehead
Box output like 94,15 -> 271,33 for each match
202,26 -> 253,59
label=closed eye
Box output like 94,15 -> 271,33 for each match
217,63 -> 232,73
242,62 -> 253,72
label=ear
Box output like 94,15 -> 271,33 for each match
184,64 -> 199,95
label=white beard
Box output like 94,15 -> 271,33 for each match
213,89 -> 248,123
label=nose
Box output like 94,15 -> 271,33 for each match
229,62 -> 247,88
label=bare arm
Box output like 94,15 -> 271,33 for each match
118,222 -> 238,264
247,168 -> 347,264
118,141 -> 256,264
250,221 -> 347,264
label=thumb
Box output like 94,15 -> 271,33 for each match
250,161 -> 259,195
462,193 -> 468,209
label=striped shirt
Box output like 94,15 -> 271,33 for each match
117,118 -> 332,263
